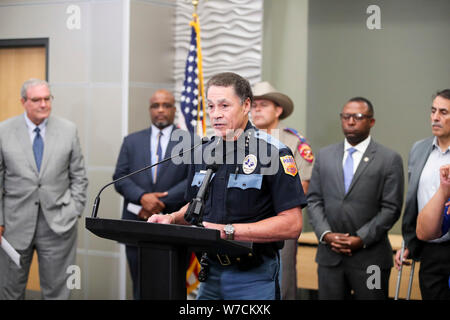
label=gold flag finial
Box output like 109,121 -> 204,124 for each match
192,0 -> 199,14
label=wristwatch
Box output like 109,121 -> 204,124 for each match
224,224 -> 235,240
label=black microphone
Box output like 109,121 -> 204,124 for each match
184,163 -> 220,227
91,136 -> 210,218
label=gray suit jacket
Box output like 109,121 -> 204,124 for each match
307,139 -> 404,269
402,137 -> 434,260
0,114 -> 88,250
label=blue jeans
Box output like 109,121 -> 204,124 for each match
197,254 -> 280,300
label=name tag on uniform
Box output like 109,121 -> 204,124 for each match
191,171 -> 215,187
227,174 -> 263,190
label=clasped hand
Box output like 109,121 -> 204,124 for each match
323,232 -> 363,256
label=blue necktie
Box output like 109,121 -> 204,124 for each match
442,197 -> 450,235
33,127 -> 44,172
343,147 -> 357,193
153,131 -> 163,184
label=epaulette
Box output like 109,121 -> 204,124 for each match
253,129 -> 287,150
284,128 -> 314,163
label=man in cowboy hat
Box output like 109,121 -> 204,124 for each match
251,81 -> 314,300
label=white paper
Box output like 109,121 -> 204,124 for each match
0,237 -> 21,268
127,203 -> 142,216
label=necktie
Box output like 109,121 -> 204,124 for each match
153,131 -> 163,184
33,127 -> 44,172
442,198 -> 450,235
343,147 -> 357,193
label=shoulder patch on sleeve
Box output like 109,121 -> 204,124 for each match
284,127 -> 314,163
280,155 -> 298,177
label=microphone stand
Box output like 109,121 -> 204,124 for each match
91,136 -> 209,218
183,164 -> 219,227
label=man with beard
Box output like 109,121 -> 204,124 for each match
307,97 -> 404,299
396,89 -> 450,300
113,89 -> 190,299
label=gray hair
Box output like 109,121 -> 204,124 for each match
21,78 -> 51,100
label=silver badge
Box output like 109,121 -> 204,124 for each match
243,154 -> 257,174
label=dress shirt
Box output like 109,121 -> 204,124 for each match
150,124 -> 173,166
342,136 -> 371,173
417,137 -> 450,242
24,113 -> 47,143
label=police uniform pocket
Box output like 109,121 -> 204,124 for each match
227,174 -> 263,190
226,174 -> 263,220
191,172 -> 206,187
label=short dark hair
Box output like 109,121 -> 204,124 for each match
205,72 -> 253,104
347,96 -> 374,116
433,89 -> 450,101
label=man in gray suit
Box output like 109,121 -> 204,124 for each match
0,79 -> 88,299
307,97 -> 404,299
396,89 -> 450,300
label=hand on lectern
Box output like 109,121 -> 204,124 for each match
147,214 -> 172,224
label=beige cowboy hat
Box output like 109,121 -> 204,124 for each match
252,81 -> 294,119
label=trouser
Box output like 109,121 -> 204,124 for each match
317,263 -> 390,300
419,241 -> 450,300
0,210 -> 77,300
280,238 -> 297,300
197,254 -> 280,300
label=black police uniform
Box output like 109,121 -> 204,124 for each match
185,121 -> 307,299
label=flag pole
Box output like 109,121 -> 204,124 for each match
190,0 -> 207,137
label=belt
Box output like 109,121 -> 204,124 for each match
212,253 -> 253,266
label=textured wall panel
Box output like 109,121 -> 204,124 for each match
174,0 -> 263,130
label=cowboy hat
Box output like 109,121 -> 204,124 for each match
252,81 -> 294,119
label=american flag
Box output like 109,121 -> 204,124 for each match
180,19 -> 205,135
181,14 -> 205,296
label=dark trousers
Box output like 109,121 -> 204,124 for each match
419,241 -> 450,300
318,263 -> 390,300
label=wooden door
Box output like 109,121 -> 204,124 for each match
0,44 -> 47,292
0,46 -> 46,121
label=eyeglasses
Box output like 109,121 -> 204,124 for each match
150,103 -> 174,110
340,113 -> 372,121
27,95 -> 54,104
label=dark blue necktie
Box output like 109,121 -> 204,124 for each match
33,127 -> 44,172
442,198 -> 450,235
153,131 -> 163,183
343,147 -> 357,193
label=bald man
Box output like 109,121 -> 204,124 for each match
113,89 -> 191,299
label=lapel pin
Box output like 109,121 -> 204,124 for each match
364,157 -> 369,162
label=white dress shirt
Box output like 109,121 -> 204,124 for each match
342,136 -> 371,173
150,124 -> 173,166
24,113 -> 47,143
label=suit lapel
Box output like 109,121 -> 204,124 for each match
346,139 -> 376,195
410,138 -> 434,191
144,127 -> 153,184
154,125 -> 176,186
39,117 -> 57,177
14,116 -> 38,174
335,142 -> 346,196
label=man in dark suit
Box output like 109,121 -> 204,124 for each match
307,97 -> 404,299
113,89 -> 190,299
396,89 -> 450,300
